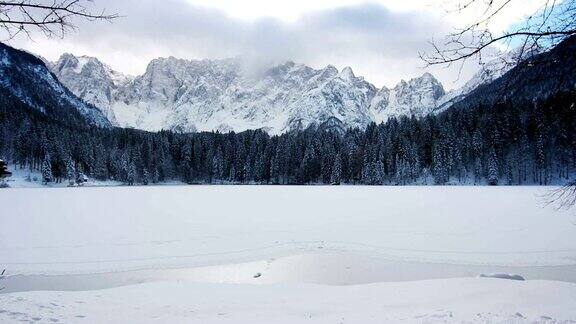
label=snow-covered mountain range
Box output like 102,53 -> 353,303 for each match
49,53 -> 511,134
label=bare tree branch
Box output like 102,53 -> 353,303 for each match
545,179 -> 576,210
0,0 -> 119,40
421,0 -> 576,67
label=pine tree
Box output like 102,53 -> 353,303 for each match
487,148 -> 499,185
127,161 -> 136,186
474,156 -> 482,185
243,159 -> 253,184
41,154 -> 53,185
361,160 -> 372,185
228,164 -> 236,183
330,155 -> 342,185
153,168 -> 160,184
270,155 -> 280,184
395,155 -> 410,185
374,160 -> 385,185
92,155 -> 107,180
76,163 -> 86,186
120,151 -> 130,183
142,168 -> 149,185
65,157 -> 75,186
211,149 -> 224,182
301,146 -> 318,183
432,145 -> 447,185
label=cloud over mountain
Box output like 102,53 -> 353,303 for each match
9,0 -> 481,89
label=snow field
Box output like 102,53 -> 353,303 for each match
1,186 -> 576,323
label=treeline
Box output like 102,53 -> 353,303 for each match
0,91 -> 575,186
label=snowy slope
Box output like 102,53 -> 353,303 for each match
435,47 -> 542,112
0,44 -> 110,128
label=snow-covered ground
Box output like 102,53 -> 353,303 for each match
1,186 -> 576,322
2,167 -> 122,188
2,279 -> 576,323
2,166 -> 186,188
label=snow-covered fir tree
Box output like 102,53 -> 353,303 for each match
487,148 -> 499,186
330,156 -> 342,185
65,157 -> 76,186
41,154 -> 53,185
76,163 -> 86,186
127,162 -> 136,186
142,168 -> 149,185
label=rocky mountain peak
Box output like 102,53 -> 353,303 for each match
46,52 -> 500,134
321,65 -> 338,76
339,66 -> 355,80
54,53 -> 79,71
50,54 -> 131,124
369,72 -> 446,122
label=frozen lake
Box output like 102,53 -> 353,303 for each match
2,186 -> 576,323
1,186 -> 576,292
4,252 -> 576,294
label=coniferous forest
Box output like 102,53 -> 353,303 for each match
1,90 -> 575,186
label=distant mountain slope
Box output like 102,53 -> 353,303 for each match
0,43 -> 110,128
451,35 -> 576,109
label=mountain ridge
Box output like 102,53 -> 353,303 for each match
49,54 -> 460,134
2,38 -> 563,134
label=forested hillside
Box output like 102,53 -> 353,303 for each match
1,35 -> 576,187
0,43 -> 110,128
1,89 -> 574,186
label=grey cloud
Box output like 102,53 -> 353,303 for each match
10,0 -> 479,88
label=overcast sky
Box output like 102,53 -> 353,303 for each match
8,0 -> 543,89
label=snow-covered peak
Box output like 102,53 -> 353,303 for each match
370,72 -> 445,122
420,72 -> 437,82
54,53 -> 83,73
322,65 -> 339,76
50,54 -> 132,124
54,54 -> 130,83
339,66 -> 355,80
398,73 -> 444,96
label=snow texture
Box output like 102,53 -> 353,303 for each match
1,279 -> 576,323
